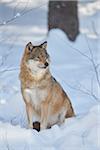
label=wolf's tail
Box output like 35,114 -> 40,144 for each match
65,103 -> 75,118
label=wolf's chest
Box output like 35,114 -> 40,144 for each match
24,87 -> 47,107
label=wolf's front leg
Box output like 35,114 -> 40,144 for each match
26,103 -> 33,129
40,101 -> 49,130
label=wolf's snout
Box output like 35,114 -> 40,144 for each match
44,62 -> 49,67
38,62 -> 49,69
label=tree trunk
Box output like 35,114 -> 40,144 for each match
48,0 -> 79,41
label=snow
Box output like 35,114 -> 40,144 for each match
0,0 -> 100,149
0,105 -> 100,150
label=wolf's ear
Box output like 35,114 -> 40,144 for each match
26,42 -> 33,52
41,41 -> 47,49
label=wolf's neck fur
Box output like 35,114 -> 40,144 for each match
20,61 -> 52,88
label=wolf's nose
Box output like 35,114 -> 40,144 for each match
44,62 -> 49,67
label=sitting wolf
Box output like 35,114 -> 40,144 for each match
20,41 -> 75,131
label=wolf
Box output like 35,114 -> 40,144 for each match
19,41 -> 75,131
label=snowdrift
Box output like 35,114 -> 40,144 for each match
0,105 -> 99,150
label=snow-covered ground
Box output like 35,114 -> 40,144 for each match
0,0 -> 100,150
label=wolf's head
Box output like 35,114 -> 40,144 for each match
23,41 -> 50,75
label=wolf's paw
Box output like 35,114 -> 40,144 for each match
33,121 -> 40,132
